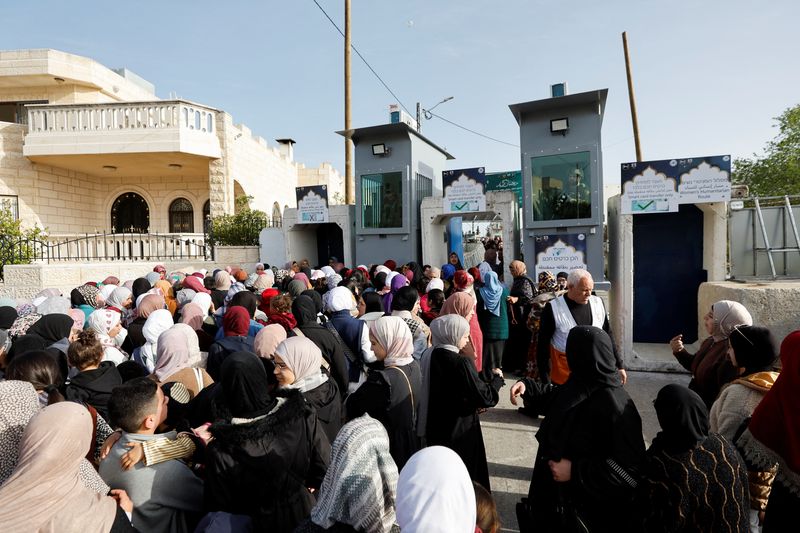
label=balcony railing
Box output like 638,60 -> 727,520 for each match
26,100 -> 216,135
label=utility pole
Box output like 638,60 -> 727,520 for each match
622,31 -> 642,162
416,102 -> 421,132
344,0 -> 354,203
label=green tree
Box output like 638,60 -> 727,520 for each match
208,196 -> 268,246
0,208 -> 48,279
734,104 -> 800,196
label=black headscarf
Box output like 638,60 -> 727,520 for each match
292,295 -> 318,328
132,278 -> 152,304
6,333 -> 48,364
728,325 -> 779,376
537,326 -> 620,458
0,306 -> 17,330
651,384 -> 709,454
26,314 -> 74,345
219,351 -> 275,419
301,289 -> 325,318
230,291 -> 258,319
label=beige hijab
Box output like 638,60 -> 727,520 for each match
711,300 -> 753,342
0,402 -> 117,532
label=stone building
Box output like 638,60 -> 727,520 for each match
0,49 -> 343,238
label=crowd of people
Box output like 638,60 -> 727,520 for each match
0,252 -> 795,533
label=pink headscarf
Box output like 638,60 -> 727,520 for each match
67,309 -> 85,331
153,326 -> 190,381
440,292 -> 483,372
180,303 -> 206,331
182,275 -> 210,294
292,272 -> 312,289
370,316 -> 414,367
254,324 -> 287,359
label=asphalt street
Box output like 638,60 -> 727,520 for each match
482,370 -> 691,532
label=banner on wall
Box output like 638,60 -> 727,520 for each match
620,155 -> 731,215
534,233 -> 588,277
296,185 -> 329,223
485,170 -> 522,205
443,167 -> 486,214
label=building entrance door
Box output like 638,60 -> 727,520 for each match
316,223 -> 344,267
111,193 -> 150,233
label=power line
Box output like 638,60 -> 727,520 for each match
311,1 -> 519,149
424,110 -> 519,148
311,0 -> 413,117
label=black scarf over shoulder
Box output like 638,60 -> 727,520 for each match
536,326 -> 621,459
651,384 -> 709,454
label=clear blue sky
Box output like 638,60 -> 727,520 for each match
4,0 -> 799,194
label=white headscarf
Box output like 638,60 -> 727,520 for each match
430,314 -> 469,353
191,292 -> 213,313
310,269 -> 326,280
327,286 -> 356,313
105,287 -> 132,310
99,284 -> 117,302
275,337 -> 328,393
375,265 -> 391,276
321,266 -> 336,278
137,309 -> 173,372
370,316 -> 414,367
396,447 -> 476,533
426,278 -> 444,293
385,271 -> 398,289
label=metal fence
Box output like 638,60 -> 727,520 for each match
730,195 -> 800,279
0,232 -> 209,281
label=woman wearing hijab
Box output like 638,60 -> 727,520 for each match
274,336 -> 341,443
395,446 -> 476,533
153,326 -> 213,398
292,295 -> 349,396
476,270 -> 509,380
524,272 -> 563,380
709,325 -> 780,528
180,302 -> 215,352
206,306 -> 255,381
132,308 -> 173,372
205,351 -> 330,533
154,279 -> 178,316
440,292 -> 483,372
105,286 -> 133,320
131,277 -> 152,305
383,273 -> 409,315
326,286 -> 376,392
87,309 -> 129,366
737,330 -> 800,531
425,315 -> 504,490
26,313 -> 74,378
630,384 -> 749,532
71,283 -> 102,323
254,323 -> 287,359
0,401 -> 136,532
520,326 -> 645,532
296,415 -> 401,533
293,272 -> 313,290
123,293 -> 165,354
346,316 -> 421,469
670,300 -> 753,409
213,291 -> 263,339
211,270 -> 232,310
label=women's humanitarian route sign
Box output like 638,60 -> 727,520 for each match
620,155 -> 731,215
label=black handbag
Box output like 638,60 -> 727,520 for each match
554,484 -> 591,533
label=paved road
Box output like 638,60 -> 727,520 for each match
482,370 -> 691,532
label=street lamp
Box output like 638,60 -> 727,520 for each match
416,96 -> 454,132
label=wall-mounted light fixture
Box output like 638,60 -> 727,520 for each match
372,143 -> 391,156
102,165 -> 117,172
550,117 -> 569,136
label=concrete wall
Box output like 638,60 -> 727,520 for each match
214,246 -> 260,269
699,281 -> 800,346
282,205 -> 356,267
298,163 -> 345,204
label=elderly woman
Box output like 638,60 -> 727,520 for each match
425,314 -> 504,490
274,336 -> 341,443
440,291 -> 483,372
630,384 -> 749,532
295,415 -> 401,533
346,316 -> 421,469
518,326 -> 645,532
670,300 -> 753,409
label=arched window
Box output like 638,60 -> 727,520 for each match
169,198 -> 194,233
111,192 -> 149,233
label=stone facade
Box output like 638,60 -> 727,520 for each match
0,49 -> 341,239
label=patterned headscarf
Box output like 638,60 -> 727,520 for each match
310,415 -> 399,533
76,284 -> 101,309
8,314 -> 42,338
537,271 -> 558,293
